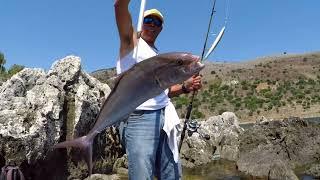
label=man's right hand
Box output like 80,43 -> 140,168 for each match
114,0 -> 137,59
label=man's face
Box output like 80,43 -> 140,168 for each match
141,15 -> 163,43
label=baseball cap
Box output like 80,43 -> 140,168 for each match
144,9 -> 164,23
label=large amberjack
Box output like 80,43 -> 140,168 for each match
54,52 -> 205,175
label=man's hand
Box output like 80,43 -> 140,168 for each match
115,0 -> 136,59
184,75 -> 203,92
168,75 -> 203,97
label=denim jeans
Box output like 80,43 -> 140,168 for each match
120,108 -> 180,180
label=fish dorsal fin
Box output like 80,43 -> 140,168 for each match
104,58 -> 152,104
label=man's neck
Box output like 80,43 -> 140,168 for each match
141,37 -> 156,49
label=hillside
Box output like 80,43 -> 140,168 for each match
91,52 -> 320,122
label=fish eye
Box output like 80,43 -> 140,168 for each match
177,59 -> 183,65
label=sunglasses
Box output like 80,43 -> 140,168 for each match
143,17 -> 162,27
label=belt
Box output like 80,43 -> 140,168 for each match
133,107 -> 165,114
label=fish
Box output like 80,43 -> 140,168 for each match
54,52 -> 205,175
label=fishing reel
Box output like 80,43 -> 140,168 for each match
186,120 -> 210,140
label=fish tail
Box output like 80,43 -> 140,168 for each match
54,131 -> 99,175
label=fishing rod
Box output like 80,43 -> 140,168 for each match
135,0 -> 147,60
178,0 -> 228,152
137,0 -> 147,32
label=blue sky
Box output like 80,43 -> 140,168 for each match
1,0 -> 319,72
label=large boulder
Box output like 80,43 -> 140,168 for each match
237,117 -> 320,179
179,112 -> 243,168
0,56 -> 123,180
304,163 -> 320,178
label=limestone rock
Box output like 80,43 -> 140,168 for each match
304,163 -> 320,178
237,117 -> 320,179
269,160 -> 299,180
0,56 -> 116,180
180,112 -> 243,168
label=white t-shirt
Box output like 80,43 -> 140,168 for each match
116,38 -> 169,110
117,38 -> 180,162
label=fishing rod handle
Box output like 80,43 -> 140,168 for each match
178,91 -> 197,152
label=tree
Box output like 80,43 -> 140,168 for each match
0,52 -> 24,80
8,64 -> 24,76
0,52 -> 6,73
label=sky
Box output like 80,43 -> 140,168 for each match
1,0 -> 320,72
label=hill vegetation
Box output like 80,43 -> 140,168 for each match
92,52 -> 320,122
173,52 -> 320,121
0,52 -> 25,84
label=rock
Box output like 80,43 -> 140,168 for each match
180,112 -> 243,168
113,154 -> 128,174
237,117 -> 320,179
0,56 -> 121,180
115,168 -> 128,176
0,68 -> 59,165
304,163 -> 320,178
256,116 -> 271,124
269,160 -> 298,180
90,68 -> 117,89
83,174 -> 120,180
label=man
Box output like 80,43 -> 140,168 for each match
114,0 -> 202,179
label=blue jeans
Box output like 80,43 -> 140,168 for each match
120,108 -> 180,180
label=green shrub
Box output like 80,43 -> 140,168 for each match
8,64 -> 24,76
220,85 -> 229,91
192,109 -> 205,119
0,52 -> 6,74
0,52 -> 24,81
173,96 -> 189,109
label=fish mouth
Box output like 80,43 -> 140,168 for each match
187,61 -> 205,74
183,54 -> 204,73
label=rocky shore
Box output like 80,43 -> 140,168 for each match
1,56 -> 319,179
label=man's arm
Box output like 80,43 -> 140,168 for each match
168,84 -> 186,98
168,75 -> 202,98
114,0 -> 138,59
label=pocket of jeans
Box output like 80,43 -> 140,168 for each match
130,110 -> 144,117
127,111 -> 145,125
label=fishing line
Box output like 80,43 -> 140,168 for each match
224,0 -> 230,26
203,0 -> 230,60
200,0 -> 218,61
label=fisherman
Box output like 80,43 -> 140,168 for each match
114,0 -> 202,179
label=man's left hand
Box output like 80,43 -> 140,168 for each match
184,75 -> 203,92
